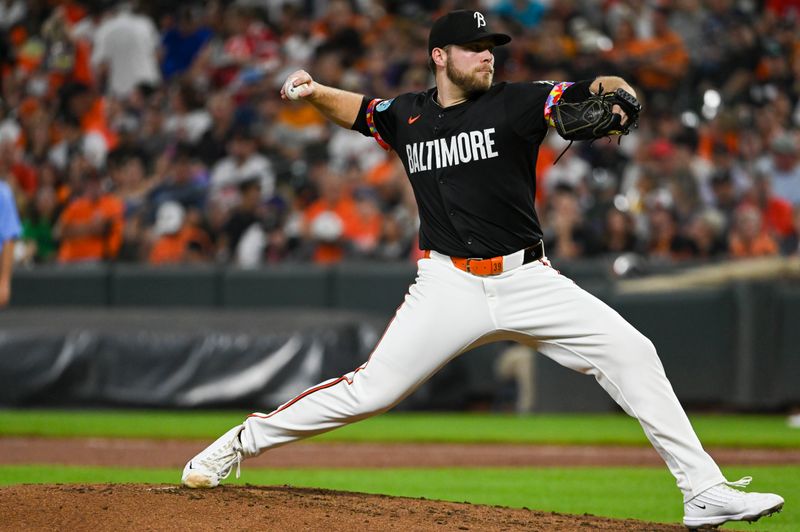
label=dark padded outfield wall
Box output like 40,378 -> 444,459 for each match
0,309 -> 379,409
5,266 -> 800,411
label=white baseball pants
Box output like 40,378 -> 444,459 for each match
240,252 -> 725,501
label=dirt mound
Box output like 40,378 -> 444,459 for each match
1,484 -> 685,531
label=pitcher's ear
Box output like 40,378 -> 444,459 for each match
432,47 -> 447,69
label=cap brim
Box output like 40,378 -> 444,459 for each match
456,33 -> 512,47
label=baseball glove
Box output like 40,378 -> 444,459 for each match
551,86 -> 641,141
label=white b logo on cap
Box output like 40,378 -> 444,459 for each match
474,12 -> 486,28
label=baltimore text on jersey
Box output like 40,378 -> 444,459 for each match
405,128 -> 499,174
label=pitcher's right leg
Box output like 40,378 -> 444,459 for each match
183,257 -> 494,487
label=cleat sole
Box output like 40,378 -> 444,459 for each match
684,502 -> 783,529
182,473 -> 217,489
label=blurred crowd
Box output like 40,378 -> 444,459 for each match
1,0 -> 799,269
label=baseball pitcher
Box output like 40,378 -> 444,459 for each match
182,11 -> 783,529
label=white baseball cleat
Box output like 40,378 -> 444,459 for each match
181,424 -> 245,488
683,476 -> 784,529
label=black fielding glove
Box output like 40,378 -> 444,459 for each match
551,87 -> 642,141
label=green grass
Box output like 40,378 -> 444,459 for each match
1,411 -> 796,529
0,465 -> 795,530
1,410 -> 799,447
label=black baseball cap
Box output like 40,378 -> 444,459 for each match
428,10 -> 511,54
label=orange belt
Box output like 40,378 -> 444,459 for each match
423,241 -> 545,276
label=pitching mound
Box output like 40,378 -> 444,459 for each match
0,484 -> 685,531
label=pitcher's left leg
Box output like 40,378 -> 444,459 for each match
492,262 -> 724,501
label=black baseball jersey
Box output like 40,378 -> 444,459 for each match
352,80 -> 591,258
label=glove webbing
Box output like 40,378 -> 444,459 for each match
552,84 -> 627,165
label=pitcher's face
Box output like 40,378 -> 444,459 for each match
444,39 -> 495,95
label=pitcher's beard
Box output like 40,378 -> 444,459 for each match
445,61 -> 493,95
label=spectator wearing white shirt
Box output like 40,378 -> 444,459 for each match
48,115 -> 107,171
0,0 -> 25,31
210,126 -> 274,211
164,81 -> 212,144
327,127 -> 385,174
763,133 -> 800,206
91,3 -> 161,98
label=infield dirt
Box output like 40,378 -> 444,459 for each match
2,437 -> 798,468
4,438 -> 794,531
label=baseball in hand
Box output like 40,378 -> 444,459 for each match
286,81 -> 309,101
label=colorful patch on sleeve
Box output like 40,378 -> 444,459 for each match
376,98 -> 394,112
543,81 -> 574,127
366,98 -> 391,151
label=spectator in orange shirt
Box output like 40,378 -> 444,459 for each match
346,186 -> 383,258
641,8 -> 689,91
54,169 -> 124,263
646,202 -> 695,262
607,8 -> 688,98
148,201 -> 186,264
311,0 -> 365,65
58,82 -> 116,161
744,171 -> 794,239
0,140 -> 36,202
728,204 -> 779,259
303,168 -> 357,264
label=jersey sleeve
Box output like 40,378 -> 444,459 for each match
0,182 -> 21,245
350,95 -> 400,151
504,80 -> 593,141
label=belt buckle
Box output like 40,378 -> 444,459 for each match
464,257 -> 503,275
